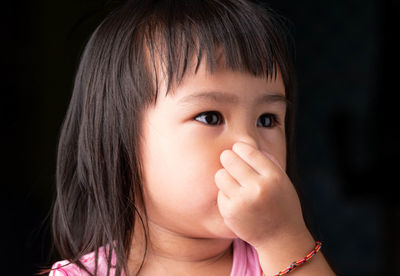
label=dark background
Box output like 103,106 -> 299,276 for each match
1,0 -> 398,275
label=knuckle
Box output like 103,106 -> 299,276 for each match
264,170 -> 281,183
253,180 -> 263,196
271,172 -> 283,183
254,176 -> 273,197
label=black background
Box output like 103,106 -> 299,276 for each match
1,0 -> 399,275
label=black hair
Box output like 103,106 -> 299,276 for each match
49,0 -> 297,275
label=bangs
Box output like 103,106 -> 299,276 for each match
139,0 -> 294,97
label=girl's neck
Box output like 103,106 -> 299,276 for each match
128,219 -> 233,275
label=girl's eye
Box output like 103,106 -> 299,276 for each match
194,111 -> 223,125
194,111 -> 279,128
257,113 -> 279,128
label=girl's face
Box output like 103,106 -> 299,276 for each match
139,60 -> 287,239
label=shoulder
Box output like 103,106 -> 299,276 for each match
50,260 -> 85,276
49,247 -> 114,276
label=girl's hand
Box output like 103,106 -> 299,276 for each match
215,141 -> 310,248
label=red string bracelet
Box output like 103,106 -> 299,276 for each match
262,241 -> 322,276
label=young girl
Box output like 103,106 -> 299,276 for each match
48,0 -> 336,275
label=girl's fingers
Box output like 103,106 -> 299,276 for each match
214,168 -> 241,197
232,142 -> 282,176
219,148 -> 260,187
216,190 -> 232,219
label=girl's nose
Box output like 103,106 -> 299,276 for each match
228,124 -> 260,150
236,136 -> 259,149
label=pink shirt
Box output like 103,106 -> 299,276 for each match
50,238 -> 262,276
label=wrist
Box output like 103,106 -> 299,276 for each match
254,229 -> 316,275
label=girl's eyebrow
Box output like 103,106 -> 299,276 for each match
177,91 -> 290,107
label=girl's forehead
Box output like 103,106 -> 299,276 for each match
164,66 -> 285,103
